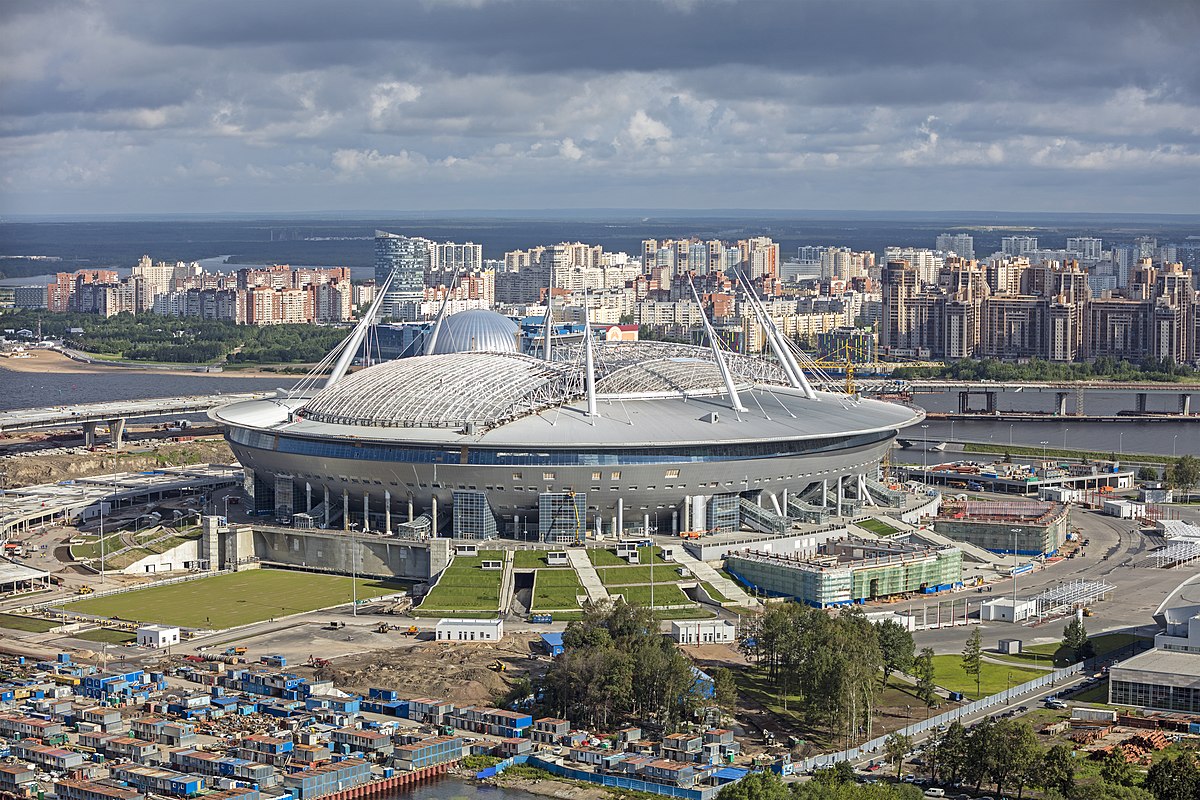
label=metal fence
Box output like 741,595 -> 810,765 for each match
795,661 -> 1085,773
526,757 -> 721,800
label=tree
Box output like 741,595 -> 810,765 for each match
1040,743 -> 1077,798
961,627 -> 983,698
914,647 -> 939,708
885,731 -> 912,779
716,769 -> 792,800
999,720 -> 1044,800
1063,616 -> 1095,662
878,618 -> 915,685
711,667 -> 738,719
935,721 -> 970,786
1168,455 -> 1200,496
1144,753 -> 1200,800
812,760 -> 856,786
1100,746 -> 1136,787
1137,466 -> 1160,482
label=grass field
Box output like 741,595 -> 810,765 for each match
611,584 -> 692,607
931,654 -> 1043,699
699,581 -> 731,603
856,518 -> 900,536
61,570 -> 408,628
513,550 -> 570,570
74,628 -> 136,644
530,570 -> 585,610
587,546 -> 669,567
418,557 -> 504,612
0,613 -> 58,633
596,564 -> 684,585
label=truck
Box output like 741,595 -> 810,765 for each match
224,646 -> 247,656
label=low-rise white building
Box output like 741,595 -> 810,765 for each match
670,619 -> 736,645
979,597 -> 1037,623
137,625 -> 181,648
435,618 -> 503,643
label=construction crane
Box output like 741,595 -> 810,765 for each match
808,341 -> 868,395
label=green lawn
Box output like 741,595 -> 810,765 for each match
931,654 -> 1044,699
419,566 -> 502,611
61,570 -> 408,628
513,550 -> 570,569
700,581 -> 731,603
530,570 -> 585,610
856,518 -> 901,536
74,628 -> 137,644
611,584 -> 692,607
0,613 -> 58,633
587,546 -> 669,567
1019,632 -> 1149,667
596,564 -> 685,585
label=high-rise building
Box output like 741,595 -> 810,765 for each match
1066,237 -> 1103,261
935,233 -> 975,261
375,231 -> 432,320
1001,236 -> 1038,257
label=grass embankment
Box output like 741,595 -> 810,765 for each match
417,551 -> 504,614
513,550 -> 569,570
62,570 -> 407,628
856,518 -> 901,536
595,564 -> 684,585
700,582 -> 731,603
0,613 -> 59,633
530,570 -> 585,611
587,546 -> 669,567
963,442 -> 1172,465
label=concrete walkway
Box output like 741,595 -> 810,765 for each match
499,550 -> 516,614
671,548 -> 759,607
567,549 -> 610,603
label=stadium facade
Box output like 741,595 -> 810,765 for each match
213,296 -> 923,540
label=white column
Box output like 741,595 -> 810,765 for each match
305,482 -> 312,513
821,479 -> 829,509
682,496 -> 692,532
363,493 -> 370,532
836,476 -> 844,517
384,490 -> 392,534
324,486 -> 330,528
431,495 -> 438,534
643,513 -> 650,535
408,495 -> 414,524
342,490 -> 349,531
617,498 -> 624,535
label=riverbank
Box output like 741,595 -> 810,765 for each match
0,349 -> 304,379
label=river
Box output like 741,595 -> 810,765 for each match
2,364 -> 1196,457
375,778 -> 533,800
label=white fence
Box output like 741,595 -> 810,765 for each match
795,662 -> 1085,773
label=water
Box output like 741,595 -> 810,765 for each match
905,388 -> 1200,458
0,366 -> 288,411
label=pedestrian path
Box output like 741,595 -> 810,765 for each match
567,549 -> 610,603
671,547 -> 759,607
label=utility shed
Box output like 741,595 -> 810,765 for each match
137,625 -> 181,648
435,618 -> 503,642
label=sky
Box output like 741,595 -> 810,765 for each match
1,0 -> 1198,216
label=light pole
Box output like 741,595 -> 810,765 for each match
1174,435 -> 1178,458
1009,424 -> 1014,446
950,419 -> 955,444
921,425 -> 930,472
351,532 -> 358,617
1119,431 -> 1124,456
1063,428 -> 1069,450
1010,527 -> 1021,616
1040,441 -> 1049,463
99,501 -> 106,585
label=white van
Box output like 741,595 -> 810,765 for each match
924,789 -> 946,798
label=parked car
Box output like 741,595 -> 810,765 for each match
924,789 -> 946,798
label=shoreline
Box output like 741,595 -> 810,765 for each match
0,349 -> 307,379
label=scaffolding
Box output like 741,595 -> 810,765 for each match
1150,540 -> 1200,569
1028,579 -> 1114,618
739,498 -> 787,534
539,491 -> 587,544
706,493 -> 740,534
452,490 -> 499,539
864,478 -> 906,508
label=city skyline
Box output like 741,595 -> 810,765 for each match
1,0 -> 1198,216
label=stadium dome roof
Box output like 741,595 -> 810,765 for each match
428,309 -> 520,355
300,352 -> 580,429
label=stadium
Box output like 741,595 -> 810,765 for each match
212,300 -> 923,541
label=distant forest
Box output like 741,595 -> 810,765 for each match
893,357 -> 1199,383
3,214 -> 1195,279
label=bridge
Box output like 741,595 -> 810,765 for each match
858,380 -> 1199,417
0,393 -> 271,448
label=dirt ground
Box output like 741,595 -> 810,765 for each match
318,632 -> 551,707
0,434 -> 234,487
0,349 -> 288,378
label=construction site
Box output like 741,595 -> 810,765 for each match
723,535 -> 963,607
933,498 -> 1070,557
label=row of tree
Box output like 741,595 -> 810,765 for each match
893,356 -> 1198,384
738,604 -> 927,746
541,600 -> 736,731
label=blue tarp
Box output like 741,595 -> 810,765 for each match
715,768 -> 750,783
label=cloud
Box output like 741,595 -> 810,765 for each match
0,0 -> 1197,214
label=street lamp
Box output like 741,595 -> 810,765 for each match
1010,527 -> 1021,615
950,419 -> 955,444
1174,435 -> 1179,458
1063,428 -> 1069,450
921,425 -> 930,472
1009,424 -> 1014,446
1040,441 -> 1049,463
1119,431 -> 1124,456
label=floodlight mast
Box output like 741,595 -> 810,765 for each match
688,276 -> 747,413
324,271 -> 394,389
583,289 -> 598,418
734,268 -> 816,400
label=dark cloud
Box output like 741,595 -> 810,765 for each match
0,0 -> 1197,214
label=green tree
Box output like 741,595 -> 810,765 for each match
1040,743 -> 1077,797
885,731 -> 912,779
812,760 -> 856,786
999,720 -> 1044,800
913,647 -> 939,708
1136,466 -> 1160,482
711,667 -> 738,719
1168,455 -> 1200,496
934,721 -> 970,785
878,618 -> 916,685
961,627 -> 983,698
1144,753 -> 1200,800
1063,615 -> 1095,662
1100,746 -> 1136,787
716,769 -> 791,800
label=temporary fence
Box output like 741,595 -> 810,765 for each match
794,661 -> 1085,773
